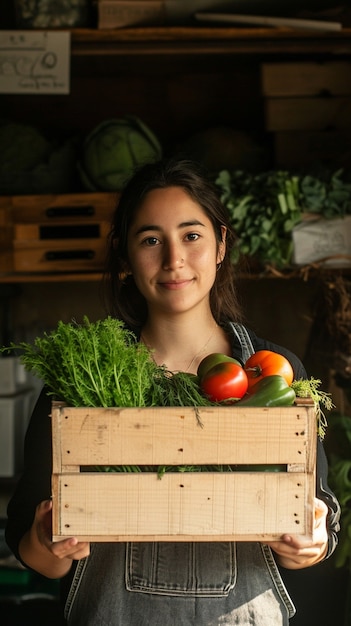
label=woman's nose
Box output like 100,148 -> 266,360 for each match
162,243 -> 184,270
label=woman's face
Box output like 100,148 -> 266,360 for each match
126,186 -> 226,318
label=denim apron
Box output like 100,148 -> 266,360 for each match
64,324 -> 296,625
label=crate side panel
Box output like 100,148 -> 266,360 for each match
261,62 -> 351,97
52,471 -> 312,542
54,406 -> 312,467
14,221 -> 111,242
265,97 -> 351,131
13,239 -> 108,272
11,192 -> 117,222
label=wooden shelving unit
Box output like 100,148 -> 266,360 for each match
1,26 -> 351,284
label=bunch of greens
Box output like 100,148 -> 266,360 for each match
291,377 -> 334,440
2,316 -> 210,410
215,168 -> 351,269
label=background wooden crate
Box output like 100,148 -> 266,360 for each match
1,192 -> 117,274
97,1 -> 165,29
261,61 -> 351,169
51,401 -> 317,542
261,61 -> 351,97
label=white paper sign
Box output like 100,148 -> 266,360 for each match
0,31 -> 70,95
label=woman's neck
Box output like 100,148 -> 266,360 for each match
141,314 -> 231,374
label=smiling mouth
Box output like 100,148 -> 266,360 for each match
160,280 -> 193,290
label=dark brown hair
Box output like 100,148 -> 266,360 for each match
103,157 -> 242,331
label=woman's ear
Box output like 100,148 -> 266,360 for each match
217,226 -> 227,264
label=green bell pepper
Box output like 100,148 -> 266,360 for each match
236,374 -> 296,407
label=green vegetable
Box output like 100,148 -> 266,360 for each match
291,377 -> 334,440
78,116 -> 162,191
215,169 -> 302,267
2,317 -> 215,477
1,316 -> 213,410
0,122 -> 51,174
235,374 -> 296,407
215,168 -> 351,269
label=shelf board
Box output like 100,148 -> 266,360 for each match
0,272 -> 103,284
70,26 -> 351,56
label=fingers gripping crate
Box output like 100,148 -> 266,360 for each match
51,401 -> 317,542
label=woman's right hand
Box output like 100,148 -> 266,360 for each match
19,499 -> 90,579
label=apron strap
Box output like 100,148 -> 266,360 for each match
228,322 -> 255,362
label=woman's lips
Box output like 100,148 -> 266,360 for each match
159,279 -> 193,290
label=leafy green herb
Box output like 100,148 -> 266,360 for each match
2,316 -> 167,408
215,168 -> 351,269
291,377 -> 334,440
1,317 -> 214,476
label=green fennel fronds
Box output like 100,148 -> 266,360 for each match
291,377 -> 334,440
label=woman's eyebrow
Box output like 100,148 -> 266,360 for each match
134,219 -> 206,235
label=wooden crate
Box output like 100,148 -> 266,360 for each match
1,192 -> 117,274
97,1 -> 165,29
261,62 -> 351,97
264,97 -> 351,132
261,62 -> 351,161
0,200 -> 14,273
51,401 -> 317,542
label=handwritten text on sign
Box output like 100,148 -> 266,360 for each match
0,31 -> 70,95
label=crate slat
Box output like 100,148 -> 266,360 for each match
52,404 -> 315,469
261,62 -> 351,97
264,97 -> 351,131
52,471 -> 313,542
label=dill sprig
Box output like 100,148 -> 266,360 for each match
291,377 -> 334,439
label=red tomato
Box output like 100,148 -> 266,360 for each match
200,362 -> 248,402
244,350 -> 293,389
197,353 -> 242,381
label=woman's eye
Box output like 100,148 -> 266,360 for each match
143,236 -> 159,246
186,233 -> 200,241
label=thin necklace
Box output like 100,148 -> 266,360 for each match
184,326 -> 218,372
141,325 -> 218,373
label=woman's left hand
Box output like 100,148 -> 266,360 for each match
267,498 -> 329,570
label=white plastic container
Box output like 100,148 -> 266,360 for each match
292,215 -> 351,267
0,357 -> 32,396
0,390 -> 35,477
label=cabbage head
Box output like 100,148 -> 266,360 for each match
0,122 -> 51,174
78,116 -> 162,191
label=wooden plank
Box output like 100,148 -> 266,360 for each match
51,405 -> 315,470
14,221 -> 111,242
261,62 -> 351,97
9,192 -> 117,223
52,470 -> 314,542
264,97 -> 351,131
13,239 -> 108,272
0,205 -> 13,272
98,1 -> 165,30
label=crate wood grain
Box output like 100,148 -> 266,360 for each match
261,62 -> 351,97
4,192 -> 117,223
0,192 -> 117,274
51,402 -> 316,542
98,1 -> 165,29
13,237 -> 110,272
264,97 -> 351,131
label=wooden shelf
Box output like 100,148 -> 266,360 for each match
0,272 -> 103,284
69,26 -> 351,56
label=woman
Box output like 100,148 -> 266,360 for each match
6,158 -> 340,625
